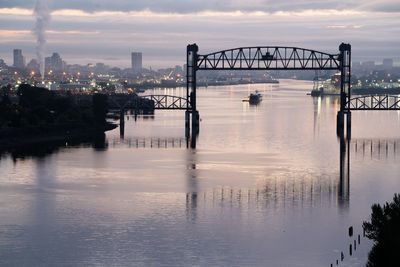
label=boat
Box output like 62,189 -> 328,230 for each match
249,90 -> 262,105
310,87 -> 323,97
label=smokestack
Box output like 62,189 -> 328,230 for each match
33,0 -> 51,80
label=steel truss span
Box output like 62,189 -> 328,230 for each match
186,43 -> 351,147
196,47 -> 341,70
142,95 -> 190,110
346,95 -> 400,110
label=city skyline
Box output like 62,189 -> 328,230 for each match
0,1 -> 399,68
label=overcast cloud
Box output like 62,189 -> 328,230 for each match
1,0 -> 400,13
0,0 -> 399,68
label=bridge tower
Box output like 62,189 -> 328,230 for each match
337,43 -> 352,138
187,44 -> 200,148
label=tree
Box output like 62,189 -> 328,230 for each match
92,94 -> 108,126
17,84 -> 54,109
363,194 -> 400,267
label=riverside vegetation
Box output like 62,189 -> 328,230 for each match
363,193 -> 400,267
0,84 -> 115,150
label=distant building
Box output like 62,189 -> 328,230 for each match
352,61 -> 361,69
361,61 -> 375,71
27,59 -> 40,74
382,58 -> 394,69
0,59 -> 7,69
95,63 -> 108,73
45,53 -> 64,73
13,49 -> 25,69
131,52 -> 143,72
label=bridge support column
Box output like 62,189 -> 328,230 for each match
185,110 -> 191,138
337,111 -> 352,139
346,111 -> 352,140
190,110 -> 199,149
337,111 -> 344,137
193,110 -> 199,134
187,44 -> 199,149
120,108 -> 125,138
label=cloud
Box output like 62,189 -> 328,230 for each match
0,7 -> 368,19
1,0 -> 400,14
0,1 -> 399,68
326,25 -> 363,29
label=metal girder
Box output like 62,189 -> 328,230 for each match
346,95 -> 400,110
196,47 -> 341,70
141,95 -> 190,110
108,94 -> 137,109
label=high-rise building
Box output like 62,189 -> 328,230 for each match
27,59 -> 40,74
45,53 -> 64,73
13,49 -> 25,69
131,52 -> 142,72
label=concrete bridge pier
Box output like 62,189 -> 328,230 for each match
337,111 -> 344,136
185,110 -> 191,138
192,110 -> 200,134
120,108 -> 125,138
133,106 -> 138,121
346,111 -> 352,140
190,110 -> 200,149
337,111 -> 351,139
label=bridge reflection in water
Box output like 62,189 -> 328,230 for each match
185,136 -> 399,221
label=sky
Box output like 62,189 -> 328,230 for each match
0,0 -> 399,69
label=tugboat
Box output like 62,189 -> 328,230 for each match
310,87 -> 324,97
249,90 -> 262,105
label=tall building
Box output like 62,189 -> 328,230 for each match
45,53 -> 64,73
27,59 -> 40,74
131,52 -> 142,72
13,49 -> 25,69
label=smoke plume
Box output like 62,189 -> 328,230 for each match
33,0 -> 51,79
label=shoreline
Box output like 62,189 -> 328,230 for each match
0,123 -> 117,152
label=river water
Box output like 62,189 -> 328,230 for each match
1,80 -> 399,266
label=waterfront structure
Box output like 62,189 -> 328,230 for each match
131,52 -> 142,72
13,49 -> 25,69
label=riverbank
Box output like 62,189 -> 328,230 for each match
352,87 -> 400,95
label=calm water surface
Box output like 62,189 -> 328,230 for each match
1,80 -> 399,266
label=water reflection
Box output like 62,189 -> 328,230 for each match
0,133 -> 108,161
352,138 -> 399,159
339,135 -> 350,208
108,137 -> 186,149
183,136 -> 354,223
186,150 -> 198,222
2,83 -> 399,266
183,136 -> 400,220
118,114 -> 155,139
